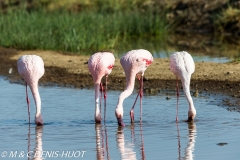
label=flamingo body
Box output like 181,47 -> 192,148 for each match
115,49 -> 153,126
17,55 -> 44,125
88,52 -> 115,123
170,51 -> 196,121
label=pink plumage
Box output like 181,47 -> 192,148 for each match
17,55 -> 44,125
170,51 -> 196,121
115,49 -> 153,126
88,52 -> 115,123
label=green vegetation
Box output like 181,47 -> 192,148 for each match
0,0 -> 168,54
214,6 -> 240,36
0,0 -> 239,55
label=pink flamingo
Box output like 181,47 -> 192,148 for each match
115,49 -> 153,126
88,52 -> 115,123
17,55 -> 44,125
170,51 -> 196,122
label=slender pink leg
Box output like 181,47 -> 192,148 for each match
98,82 -> 104,123
130,74 -> 142,123
26,83 -> 30,124
104,76 -> 107,123
140,75 -> 143,123
176,77 -> 179,122
100,83 -> 103,114
130,93 -> 139,123
176,77 -> 180,96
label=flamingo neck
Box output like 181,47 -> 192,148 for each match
117,72 -> 136,108
94,83 -> 101,118
28,81 -> 41,116
181,76 -> 195,111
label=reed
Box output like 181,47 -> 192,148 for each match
0,8 -> 168,54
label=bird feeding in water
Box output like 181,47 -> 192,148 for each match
170,51 -> 196,122
88,52 -> 115,123
115,49 -> 153,126
17,55 -> 44,125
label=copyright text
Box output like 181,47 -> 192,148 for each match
1,150 -> 86,159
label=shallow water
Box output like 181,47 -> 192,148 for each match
0,76 -> 240,160
116,50 -> 232,63
113,37 -> 237,63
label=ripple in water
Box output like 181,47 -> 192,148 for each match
0,76 -> 240,160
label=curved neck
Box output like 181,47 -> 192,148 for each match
117,72 -> 136,108
29,81 -> 41,115
94,83 -> 101,115
181,76 -> 194,110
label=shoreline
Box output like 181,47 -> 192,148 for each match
1,47 -> 240,110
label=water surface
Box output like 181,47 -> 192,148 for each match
0,76 -> 240,160
113,37 -> 240,63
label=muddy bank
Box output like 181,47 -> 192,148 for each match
1,47 -> 240,110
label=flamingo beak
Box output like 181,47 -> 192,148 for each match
36,122 -> 43,126
117,117 -> 125,126
35,114 -> 43,126
186,116 -> 194,122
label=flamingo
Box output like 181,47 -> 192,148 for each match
17,55 -> 44,125
170,51 -> 196,122
115,49 -> 153,126
88,52 -> 115,123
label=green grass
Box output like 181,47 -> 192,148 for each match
1,0 -> 238,56
0,9 -> 168,54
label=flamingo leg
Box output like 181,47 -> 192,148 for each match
176,77 -> 180,96
104,76 -> 108,123
176,77 -> 179,122
140,75 -> 143,123
26,82 -> 30,124
99,82 -> 104,123
130,74 -> 142,123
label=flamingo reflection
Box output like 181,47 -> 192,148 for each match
95,124 -> 110,160
116,124 -> 145,160
184,122 -> 197,160
176,122 -> 197,160
33,126 -> 43,160
27,124 -> 31,160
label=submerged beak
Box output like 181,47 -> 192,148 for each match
117,117 -> 125,126
35,121 -> 43,126
186,116 -> 194,122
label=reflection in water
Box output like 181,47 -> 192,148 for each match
27,124 -> 31,160
176,122 -> 197,160
95,124 -> 110,160
95,124 -> 103,160
184,122 -> 197,160
176,123 -> 181,160
33,126 -> 43,160
116,124 -> 145,160
139,124 -> 145,160
116,127 -> 137,160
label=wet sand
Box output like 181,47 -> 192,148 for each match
1,47 -> 240,109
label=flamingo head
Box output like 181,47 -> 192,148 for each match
95,113 -> 101,123
115,107 -> 125,126
116,117 -> 125,126
35,113 -> 43,126
187,108 -> 196,122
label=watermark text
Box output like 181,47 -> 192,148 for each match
1,150 -> 86,159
